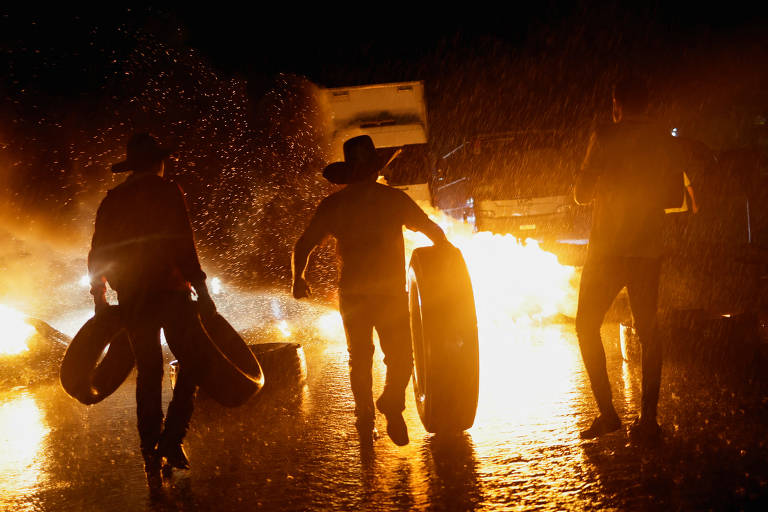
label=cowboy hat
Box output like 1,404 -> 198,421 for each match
322,135 -> 391,184
111,133 -> 172,173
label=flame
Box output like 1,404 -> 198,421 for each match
0,305 -> 35,356
315,311 -> 345,342
404,204 -> 578,329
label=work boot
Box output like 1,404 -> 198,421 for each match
158,436 -> 190,470
628,416 -> 663,444
142,447 -> 163,489
376,397 -> 409,446
579,412 -> 621,439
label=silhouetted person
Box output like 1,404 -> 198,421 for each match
292,135 -> 447,446
575,77 -> 687,441
88,133 -> 217,484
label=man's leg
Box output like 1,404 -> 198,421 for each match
122,301 -> 164,482
339,295 -> 377,429
575,259 -> 625,437
372,293 -> 412,446
626,257 -> 663,432
158,294 -> 204,469
372,293 -> 413,414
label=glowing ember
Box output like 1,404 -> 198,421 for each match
0,305 -> 36,356
277,320 -> 292,338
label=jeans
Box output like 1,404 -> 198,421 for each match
119,291 -> 207,450
339,293 -> 413,421
575,257 -> 663,420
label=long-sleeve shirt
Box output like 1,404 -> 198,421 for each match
295,181 -> 444,296
88,173 -> 206,298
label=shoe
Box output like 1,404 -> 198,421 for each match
376,397 -> 409,446
628,417 -> 662,443
158,439 -> 190,470
580,412 -> 621,439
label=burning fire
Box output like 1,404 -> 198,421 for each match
404,204 -> 578,330
0,305 -> 36,356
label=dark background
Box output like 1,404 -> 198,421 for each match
1,3 -> 767,295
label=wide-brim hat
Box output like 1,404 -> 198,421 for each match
111,132 -> 172,173
322,135 -> 391,185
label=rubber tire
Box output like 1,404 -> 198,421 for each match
198,313 -> 265,407
170,342 -> 302,398
249,342 -> 306,391
59,306 -> 135,405
409,244 -> 479,433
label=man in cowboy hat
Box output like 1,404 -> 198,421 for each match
292,135 -> 449,446
88,132 -> 217,485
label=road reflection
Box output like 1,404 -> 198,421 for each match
6,290 -> 768,510
0,390 -> 49,506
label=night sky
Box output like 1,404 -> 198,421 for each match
3,4 -> 768,96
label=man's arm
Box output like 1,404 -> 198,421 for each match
402,196 -> 448,245
292,202 -> 330,299
87,200 -> 110,313
168,182 -> 215,315
574,131 -> 602,205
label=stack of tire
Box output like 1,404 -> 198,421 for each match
408,243 -> 479,434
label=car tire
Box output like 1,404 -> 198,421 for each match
59,306 -> 134,405
409,244 -> 479,433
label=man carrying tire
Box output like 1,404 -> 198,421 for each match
292,135 -> 448,446
88,133 -> 217,485
574,76 -> 687,442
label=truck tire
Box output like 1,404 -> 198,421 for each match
191,313 -> 265,407
59,306 -> 135,405
408,244 -> 479,433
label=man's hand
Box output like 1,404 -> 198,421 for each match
292,277 -> 311,299
193,281 -> 217,318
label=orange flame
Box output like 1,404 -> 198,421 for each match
0,305 -> 35,356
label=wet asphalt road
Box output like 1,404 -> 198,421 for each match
2,290 -> 768,511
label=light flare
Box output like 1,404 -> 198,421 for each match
277,320 -> 292,338
210,277 -> 223,295
0,305 -> 35,356
315,311 -> 345,342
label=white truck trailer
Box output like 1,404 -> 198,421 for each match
321,81 -> 432,203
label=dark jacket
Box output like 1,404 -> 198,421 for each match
88,173 -> 206,298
